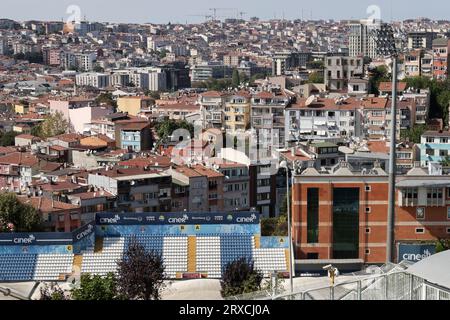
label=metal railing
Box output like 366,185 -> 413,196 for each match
265,272 -> 450,300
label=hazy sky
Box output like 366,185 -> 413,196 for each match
1,0 -> 449,24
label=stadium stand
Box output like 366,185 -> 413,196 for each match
253,248 -> 288,276
196,236 -> 222,278
0,253 -> 74,281
0,212 -> 289,281
81,237 -> 126,276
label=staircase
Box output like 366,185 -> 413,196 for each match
187,236 -> 197,273
254,236 -> 260,249
285,249 -> 290,272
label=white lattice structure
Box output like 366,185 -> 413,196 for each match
81,237 -> 126,276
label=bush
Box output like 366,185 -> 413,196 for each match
220,257 -> 263,297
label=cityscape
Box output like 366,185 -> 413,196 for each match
0,0 -> 450,306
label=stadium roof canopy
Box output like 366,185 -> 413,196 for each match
407,250 -> 450,289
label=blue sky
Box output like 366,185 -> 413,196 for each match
1,0 -> 448,24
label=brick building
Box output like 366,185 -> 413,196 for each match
291,161 -> 450,270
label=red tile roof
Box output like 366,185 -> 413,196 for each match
0,152 -> 39,166
18,196 -> 79,213
379,82 -> 408,92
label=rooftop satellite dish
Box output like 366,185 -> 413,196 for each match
305,95 -> 316,107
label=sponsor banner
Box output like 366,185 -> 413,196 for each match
95,212 -> 260,226
72,221 -> 95,243
96,224 -> 261,237
260,236 -> 289,248
0,232 -> 72,246
397,243 -> 436,263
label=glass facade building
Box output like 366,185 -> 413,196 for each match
332,188 -> 360,259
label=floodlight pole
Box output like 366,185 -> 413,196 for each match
386,55 -> 398,264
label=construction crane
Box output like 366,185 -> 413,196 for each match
187,14 -> 213,23
209,8 -> 236,20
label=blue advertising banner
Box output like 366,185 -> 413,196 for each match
95,211 -> 260,226
397,243 -> 436,263
260,236 -> 289,248
72,221 -> 95,243
0,232 -> 73,246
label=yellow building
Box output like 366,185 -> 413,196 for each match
224,91 -> 251,132
15,104 -> 29,115
117,96 -> 154,116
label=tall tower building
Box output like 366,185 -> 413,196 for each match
348,19 -> 379,59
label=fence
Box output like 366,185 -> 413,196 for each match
267,272 -> 450,300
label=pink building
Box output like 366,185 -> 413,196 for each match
49,98 -> 114,133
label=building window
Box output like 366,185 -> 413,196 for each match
307,188 -> 319,244
447,227 -> 450,234
333,188 -> 360,259
415,228 -> 425,234
365,207 -> 371,213
365,249 -> 370,255
365,185 -> 371,192
427,188 -> 443,205
365,228 -> 371,234
307,252 -> 319,259
447,207 -> 450,220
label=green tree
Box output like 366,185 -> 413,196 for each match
39,111 -> 69,138
0,131 -> 18,146
72,273 -> 120,300
96,93 -> 117,108
440,156 -> 450,167
40,283 -> 68,300
261,216 -> 288,236
0,193 -> 42,232
436,239 -> 450,253
368,66 -> 389,95
220,257 -> 263,297
117,238 -> 166,300
155,119 -> 194,144
232,69 -> 241,88
307,71 -> 324,84
31,125 -> 42,137
400,124 -> 427,144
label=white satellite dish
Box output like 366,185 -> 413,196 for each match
305,95 -> 316,107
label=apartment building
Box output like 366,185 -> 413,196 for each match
49,98 -> 114,134
432,38 -> 450,80
75,72 -> 109,88
224,91 -> 251,132
199,91 -> 227,129
419,131 -> 450,166
117,96 -> 154,116
404,50 -> 423,77
407,31 -> 437,50
285,96 -> 362,141
117,122 -> 152,152
210,159 -> 250,212
324,56 -> 364,91
88,168 -> 172,213
251,89 -> 292,151
169,165 -> 209,213
403,89 -> 430,125
348,20 -> 378,59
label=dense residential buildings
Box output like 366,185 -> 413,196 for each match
2,14 -> 450,296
